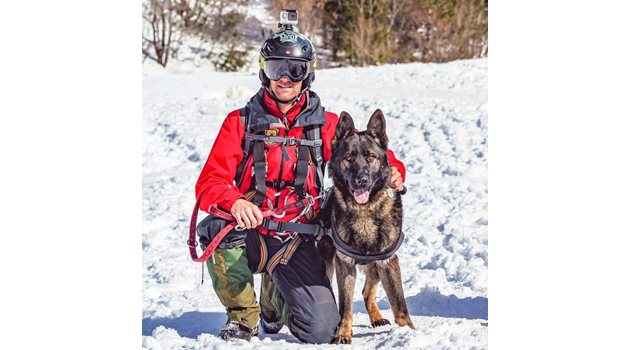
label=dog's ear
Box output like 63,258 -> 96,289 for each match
367,109 -> 388,148
334,111 -> 355,143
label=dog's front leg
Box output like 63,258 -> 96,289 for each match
333,253 -> 356,344
377,254 -> 416,329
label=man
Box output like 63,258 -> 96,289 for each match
194,26 -> 406,343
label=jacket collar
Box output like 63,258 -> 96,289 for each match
245,88 -> 326,133
262,89 -> 307,127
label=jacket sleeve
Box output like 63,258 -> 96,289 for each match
386,149 -> 406,183
322,111 -> 406,183
195,111 -> 246,212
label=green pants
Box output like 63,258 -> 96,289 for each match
205,245 -> 281,330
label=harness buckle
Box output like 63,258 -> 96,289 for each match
284,138 -> 299,146
262,218 -> 281,231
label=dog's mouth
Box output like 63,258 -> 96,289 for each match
352,188 -> 370,204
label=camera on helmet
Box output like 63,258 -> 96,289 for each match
279,9 -> 298,30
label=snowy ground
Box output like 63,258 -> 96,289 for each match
142,58 -> 488,349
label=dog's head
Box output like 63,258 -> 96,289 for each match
330,109 -> 390,204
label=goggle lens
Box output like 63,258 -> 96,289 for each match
264,59 -> 309,82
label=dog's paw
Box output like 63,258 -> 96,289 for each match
332,335 -> 353,344
371,318 -> 391,327
395,316 -> 416,330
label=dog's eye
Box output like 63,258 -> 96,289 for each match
366,154 -> 375,162
344,155 -> 353,162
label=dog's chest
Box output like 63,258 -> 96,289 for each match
350,214 -> 379,240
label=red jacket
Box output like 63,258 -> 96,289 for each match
195,89 -> 406,236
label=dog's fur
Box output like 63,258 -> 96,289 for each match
319,109 -> 415,344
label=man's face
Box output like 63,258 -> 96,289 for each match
269,76 -> 303,102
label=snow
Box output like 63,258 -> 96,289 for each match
142,57 -> 488,349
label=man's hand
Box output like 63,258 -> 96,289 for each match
389,167 -> 404,192
231,199 -> 263,229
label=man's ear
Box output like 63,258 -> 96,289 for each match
367,109 -> 388,148
333,111 -> 355,146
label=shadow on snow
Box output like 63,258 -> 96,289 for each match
353,288 -> 488,320
142,311 -> 301,343
142,311 -> 226,338
142,290 -> 487,339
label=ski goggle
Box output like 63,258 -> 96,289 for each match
263,58 -> 310,82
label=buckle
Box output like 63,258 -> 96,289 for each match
284,138 -> 299,146
265,180 -> 295,189
262,218 -> 281,231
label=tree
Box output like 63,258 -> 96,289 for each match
143,0 -> 175,67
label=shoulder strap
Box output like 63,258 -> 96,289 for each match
304,125 -> 325,195
234,106 -> 251,187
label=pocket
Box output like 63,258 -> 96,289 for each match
196,214 -> 247,249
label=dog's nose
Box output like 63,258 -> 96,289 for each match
355,175 -> 369,187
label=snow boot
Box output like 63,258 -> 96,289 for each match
260,314 -> 284,334
219,321 -> 258,341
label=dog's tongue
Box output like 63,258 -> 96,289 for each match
353,189 -> 369,204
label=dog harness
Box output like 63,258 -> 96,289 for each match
329,226 -> 405,265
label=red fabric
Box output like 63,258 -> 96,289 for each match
195,89 -> 406,235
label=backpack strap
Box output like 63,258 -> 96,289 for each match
234,106 -> 251,187
251,140 -> 267,206
293,141 -> 311,199
304,125 -> 326,195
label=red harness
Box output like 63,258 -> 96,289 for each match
188,195 -> 317,262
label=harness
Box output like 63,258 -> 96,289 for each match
329,226 -> 405,265
234,89 -> 326,238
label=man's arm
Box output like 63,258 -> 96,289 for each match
195,111 -> 246,212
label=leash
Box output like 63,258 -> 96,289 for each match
188,194 -> 319,262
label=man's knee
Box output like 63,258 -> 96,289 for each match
288,301 -> 340,344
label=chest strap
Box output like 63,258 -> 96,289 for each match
329,226 -> 405,265
245,133 -> 323,147
248,127 -> 321,205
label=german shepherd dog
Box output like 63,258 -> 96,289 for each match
319,109 -> 415,344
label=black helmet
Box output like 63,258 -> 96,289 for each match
259,30 -> 317,90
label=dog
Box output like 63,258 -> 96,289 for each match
318,109 -> 415,344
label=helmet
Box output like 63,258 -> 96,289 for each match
259,30 -> 317,91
